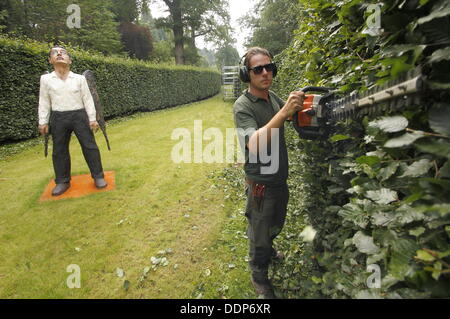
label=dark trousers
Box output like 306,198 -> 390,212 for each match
50,109 -> 104,184
245,180 -> 289,281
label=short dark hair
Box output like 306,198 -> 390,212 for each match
48,45 -> 71,59
243,47 -> 272,68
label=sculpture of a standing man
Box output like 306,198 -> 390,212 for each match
38,45 -> 107,196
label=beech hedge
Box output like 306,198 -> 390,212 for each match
0,37 -> 221,142
272,0 -> 450,298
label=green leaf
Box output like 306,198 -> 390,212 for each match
428,48 -> 450,64
420,178 -> 450,191
396,205 -> 427,224
409,227 -> 426,237
382,274 -> 400,290
378,162 -> 399,181
356,155 -> 380,166
423,203 -> 450,216
382,45 -> 426,58
330,134 -> 350,142
384,131 -> 425,148
418,4 -> 450,24
367,250 -> 386,265
372,212 -> 396,226
366,188 -> 398,204
369,116 -> 408,133
402,192 -> 424,204
338,203 -> 370,228
429,103 -> 450,136
380,56 -> 413,77
439,161 -> 450,178
311,276 -> 322,284
426,262 -> 443,280
401,159 -> 434,177
389,239 -> 418,280
415,139 -> 450,158
352,231 -> 380,254
428,81 -> 450,90
438,250 -> 450,258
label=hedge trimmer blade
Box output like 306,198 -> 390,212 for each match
293,68 -> 428,140
329,69 -> 425,121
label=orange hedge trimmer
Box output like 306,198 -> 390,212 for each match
292,69 -> 426,140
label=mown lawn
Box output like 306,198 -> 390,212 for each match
0,95 -> 256,299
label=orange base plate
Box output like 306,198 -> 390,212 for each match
39,171 -> 115,202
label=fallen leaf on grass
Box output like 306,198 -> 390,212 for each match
116,268 -> 125,278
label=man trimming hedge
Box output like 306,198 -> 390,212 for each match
233,47 -> 305,298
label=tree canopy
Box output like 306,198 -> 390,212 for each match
0,0 -> 123,54
240,0 -> 301,56
153,0 -> 233,64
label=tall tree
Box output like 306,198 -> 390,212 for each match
154,0 -> 232,65
111,0 -> 139,23
160,0 -> 185,64
118,22 -> 154,60
183,0 -> 232,50
240,0 -> 301,56
215,45 -> 240,69
64,0 -> 123,54
111,0 -> 150,23
111,0 -> 154,60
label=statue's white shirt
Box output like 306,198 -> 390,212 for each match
38,71 -> 96,125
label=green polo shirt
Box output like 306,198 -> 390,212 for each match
233,90 -> 289,186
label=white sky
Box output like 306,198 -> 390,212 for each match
149,0 -> 255,56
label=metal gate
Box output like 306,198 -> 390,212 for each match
222,66 -> 242,100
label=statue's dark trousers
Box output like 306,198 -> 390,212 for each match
50,109 -> 104,184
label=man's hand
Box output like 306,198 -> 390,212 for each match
248,91 -> 305,155
90,121 -> 99,133
38,124 -> 49,135
280,91 -> 305,119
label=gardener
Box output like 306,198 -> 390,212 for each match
233,47 -> 304,298
38,45 -> 107,196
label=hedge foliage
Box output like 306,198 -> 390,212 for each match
0,36 -> 221,142
274,0 -> 450,298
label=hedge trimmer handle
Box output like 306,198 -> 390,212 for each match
292,86 -> 334,140
299,86 -> 334,94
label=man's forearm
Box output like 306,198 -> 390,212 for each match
248,110 -> 287,155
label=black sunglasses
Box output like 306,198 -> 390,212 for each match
249,63 -> 276,75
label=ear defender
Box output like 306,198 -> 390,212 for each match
272,63 -> 278,78
239,54 -> 250,83
238,51 -> 277,83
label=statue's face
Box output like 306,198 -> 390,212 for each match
49,47 -> 72,66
